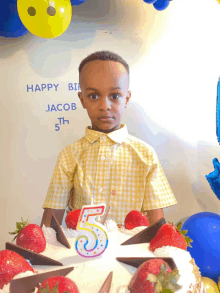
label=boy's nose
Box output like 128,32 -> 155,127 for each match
99,98 -> 111,110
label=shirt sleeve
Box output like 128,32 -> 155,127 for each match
42,145 -> 77,209
142,149 -> 177,210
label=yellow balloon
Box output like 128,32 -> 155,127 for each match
201,277 -> 219,293
17,0 -> 72,38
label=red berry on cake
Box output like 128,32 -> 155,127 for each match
37,276 -> 79,293
65,209 -> 81,230
124,210 -> 149,230
128,259 -> 182,293
149,222 -> 193,252
9,218 -> 46,253
0,249 -> 34,289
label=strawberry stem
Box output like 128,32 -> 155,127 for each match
39,282 -> 70,293
167,221 -> 193,248
9,218 -> 30,242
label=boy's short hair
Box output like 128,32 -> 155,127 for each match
78,50 -> 129,76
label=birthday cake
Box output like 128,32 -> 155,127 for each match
21,222 -> 204,293
1,218 -> 206,293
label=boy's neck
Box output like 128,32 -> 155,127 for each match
90,124 -> 122,133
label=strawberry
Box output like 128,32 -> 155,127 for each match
149,222 -> 193,252
128,259 -> 181,293
37,276 -> 79,293
124,210 -> 149,230
0,249 -> 34,289
65,209 -> 81,230
9,218 -> 46,253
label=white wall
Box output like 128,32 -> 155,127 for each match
1,0 -> 220,249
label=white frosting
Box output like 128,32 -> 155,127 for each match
154,246 -> 198,293
154,246 -> 192,270
61,226 -> 79,238
42,224 -> 79,243
1,271 -> 35,293
119,225 -> 147,236
104,219 -> 118,232
42,224 -> 57,245
13,271 -> 35,279
117,286 -> 131,293
36,228 -> 151,292
201,282 -> 207,293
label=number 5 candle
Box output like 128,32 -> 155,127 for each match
75,202 -> 109,258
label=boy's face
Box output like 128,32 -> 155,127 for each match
78,60 -> 131,133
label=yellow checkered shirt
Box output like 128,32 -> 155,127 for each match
43,124 -> 177,224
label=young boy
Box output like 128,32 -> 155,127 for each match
41,51 -> 177,227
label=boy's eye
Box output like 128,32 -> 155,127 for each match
112,94 -> 121,99
88,94 -> 99,100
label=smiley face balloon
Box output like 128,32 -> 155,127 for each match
17,0 -> 72,38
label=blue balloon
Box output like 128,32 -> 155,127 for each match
205,158 -> 220,200
0,0 -> 28,38
71,0 -> 87,5
153,0 -> 170,11
216,78 -> 220,143
182,212 -> 220,283
143,0 -> 157,4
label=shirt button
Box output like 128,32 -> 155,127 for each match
99,187 -> 103,192
111,190 -> 116,195
101,156 -> 105,161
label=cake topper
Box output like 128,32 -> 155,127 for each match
10,267 -> 74,293
98,271 -> 113,293
5,242 -> 63,266
121,217 -> 166,245
75,199 -> 109,258
50,214 -> 71,249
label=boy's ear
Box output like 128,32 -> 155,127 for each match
125,90 -> 131,107
78,92 -> 86,109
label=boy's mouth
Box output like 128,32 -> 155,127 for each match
98,116 -> 114,121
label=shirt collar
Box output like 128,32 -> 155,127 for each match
85,124 -> 129,144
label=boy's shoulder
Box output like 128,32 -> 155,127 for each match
59,136 -> 88,156
126,133 -> 155,153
